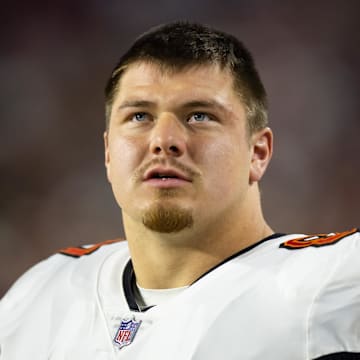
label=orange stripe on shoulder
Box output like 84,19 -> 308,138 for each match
58,238 -> 125,258
280,228 -> 358,250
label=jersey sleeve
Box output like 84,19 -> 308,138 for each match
0,254 -> 65,335
308,231 -> 360,359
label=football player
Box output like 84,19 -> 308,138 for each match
0,22 -> 359,359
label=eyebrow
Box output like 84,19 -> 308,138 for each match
117,99 -> 228,113
180,100 -> 227,113
117,100 -> 155,110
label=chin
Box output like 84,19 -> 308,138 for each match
141,203 -> 194,233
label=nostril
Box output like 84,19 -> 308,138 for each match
154,146 -> 162,153
153,145 -> 179,154
169,145 -> 179,153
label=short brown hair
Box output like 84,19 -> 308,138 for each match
105,21 -> 268,133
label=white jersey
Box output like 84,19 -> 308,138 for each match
0,230 -> 359,359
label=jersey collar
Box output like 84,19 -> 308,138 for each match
122,232 -> 285,312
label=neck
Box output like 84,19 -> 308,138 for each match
123,189 -> 273,289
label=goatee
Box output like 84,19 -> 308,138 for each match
142,204 -> 193,233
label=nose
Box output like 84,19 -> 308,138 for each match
149,114 -> 187,157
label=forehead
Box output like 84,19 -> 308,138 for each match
114,61 -> 240,106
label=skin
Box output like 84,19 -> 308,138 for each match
104,62 -> 273,289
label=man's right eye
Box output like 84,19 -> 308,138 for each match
131,112 -> 149,122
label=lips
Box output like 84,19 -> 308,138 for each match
143,167 -> 192,182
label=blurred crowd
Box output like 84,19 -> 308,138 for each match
1,0 -> 359,296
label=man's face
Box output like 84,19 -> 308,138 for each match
105,62 -> 268,233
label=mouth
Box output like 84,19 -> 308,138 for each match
143,167 -> 192,186
151,174 -> 180,180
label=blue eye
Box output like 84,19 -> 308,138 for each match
132,112 -> 148,122
188,113 -> 211,123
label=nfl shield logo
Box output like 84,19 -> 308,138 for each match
113,319 -> 142,349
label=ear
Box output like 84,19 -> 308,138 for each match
249,127 -> 273,184
104,131 -> 111,183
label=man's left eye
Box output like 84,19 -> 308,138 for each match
188,113 -> 211,123
131,112 -> 148,122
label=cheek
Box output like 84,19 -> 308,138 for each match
195,136 -> 250,191
108,136 -> 145,184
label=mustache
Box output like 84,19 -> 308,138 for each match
132,158 -> 200,182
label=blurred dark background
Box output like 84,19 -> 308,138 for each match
1,0 -> 359,296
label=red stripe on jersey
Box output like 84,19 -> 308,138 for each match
280,229 -> 357,249
58,239 -> 123,257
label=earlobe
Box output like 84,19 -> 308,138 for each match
249,127 -> 273,183
104,131 -> 111,183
